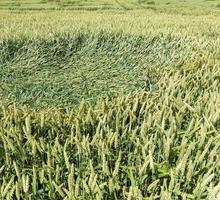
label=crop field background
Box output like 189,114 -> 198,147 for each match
0,0 -> 220,14
0,0 -> 220,199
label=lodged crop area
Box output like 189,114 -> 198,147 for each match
0,6 -> 220,200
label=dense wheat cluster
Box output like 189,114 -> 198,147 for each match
1,66 -> 220,199
0,1 -> 220,199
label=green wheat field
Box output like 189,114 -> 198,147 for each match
0,0 -> 220,199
